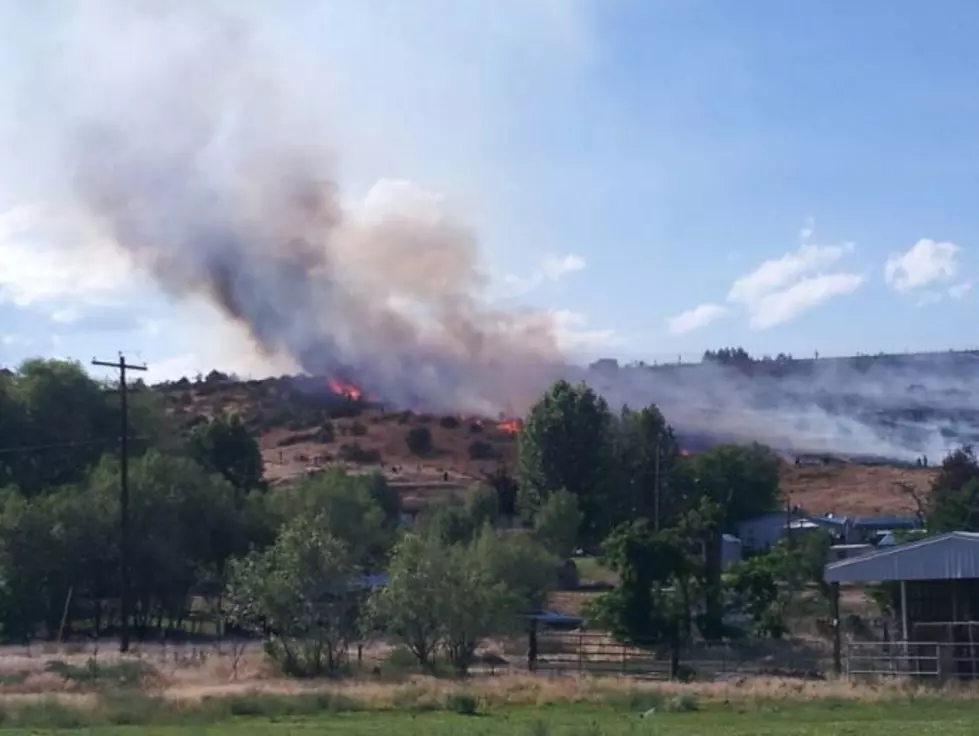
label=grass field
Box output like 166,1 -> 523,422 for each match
0,700 -> 969,735
0,644 -> 974,735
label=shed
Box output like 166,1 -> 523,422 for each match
825,532 -> 979,679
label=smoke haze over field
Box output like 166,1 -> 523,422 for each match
5,1 -> 979,463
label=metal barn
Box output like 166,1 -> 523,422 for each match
825,532 -> 979,680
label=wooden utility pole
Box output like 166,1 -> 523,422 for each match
92,353 -> 147,653
653,439 -> 661,531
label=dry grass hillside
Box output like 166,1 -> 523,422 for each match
158,374 -> 937,517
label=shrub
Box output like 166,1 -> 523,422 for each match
439,415 -> 461,429
405,427 -> 433,456
339,443 -> 381,464
469,422 -> 484,434
467,440 -> 498,460
445,692 -> 479,716
665,693 -> 699,712
349,421 -> 369,437
44,658 -> 155,688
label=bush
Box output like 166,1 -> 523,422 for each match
445,692 -> 479,716
405,427 -> 433,456
665,693 -> 699,712
44,658 -> 155,688
469,422 -> 484,434
439,415 -> 461,429
349,421 -> 369,437
338,443 -> 381,464
467,440 -> 498,460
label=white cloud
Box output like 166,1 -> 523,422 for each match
550,309 -> 621,353
503,253 -> 587,294
727,242 -> 852,306
665,303 -> 728,334
949,281 -> 973,300
668,223 -> 864,334
0,205 -> 135,307
725,226 -> 863,330
50,307 -> 82,324
746,273 -> 864,329
540,253 -> 586,281
884,238 -> 960,294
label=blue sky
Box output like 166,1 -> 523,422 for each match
1,0 -> 978,382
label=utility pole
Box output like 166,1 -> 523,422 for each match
92,353 -> 147,654
653,439 -> 661,531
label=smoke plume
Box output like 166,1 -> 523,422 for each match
9,2 -> 979,463
30,2 -> 565,416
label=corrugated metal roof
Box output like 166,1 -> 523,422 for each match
824,532 -> 979,583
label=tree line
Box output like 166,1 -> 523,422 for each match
1,359 -> 976,677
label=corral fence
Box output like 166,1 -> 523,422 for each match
846,641 -> 979,680
533,631 -> 827,681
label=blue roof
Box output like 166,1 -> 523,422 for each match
852,516 -> 921,529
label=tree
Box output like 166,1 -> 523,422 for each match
267,469 -> 398,569
649,444 -> 781,640
474,526 -> 558,613
925,447 -> 979,532
616,405 -> 684,526
416,487 -> 498,546
585,520 -> 692,677
518,380 -> 618,546
2,359 -> 117,494
225,515 -> 359,677
482,464 -> 519,518
686,443 -> 782,530
533,489 -> 582,560
368,533 -> 449,672
439,542 -> 514,674
188,415 -> 265,493
405,426 -> 433,456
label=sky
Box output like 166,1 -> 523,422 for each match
1,0 -> 978,383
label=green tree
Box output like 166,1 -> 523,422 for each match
416,486 -> 499,546
474,526 -> 558,613
533,489 -> 582,560
518,380 -> 618,546
686,443 -> 782,530
585,520 -> 692,677
225,515 -> 360,677
368,533 -> 449,672
4,359 -> 116,494
188,415 -> 265,493
616,405 -> 684,525
917,447 -> 979,532
267,469 -> 398,569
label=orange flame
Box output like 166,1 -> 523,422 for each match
328,378 -> 362,401
497,418 -> 522,434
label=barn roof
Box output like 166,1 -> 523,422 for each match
824,532 -> 979,583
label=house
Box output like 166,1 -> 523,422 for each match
849,516 -> 921,544
825,532 -> 979,680
737,511 -> 796,552
721,534 -> 742,570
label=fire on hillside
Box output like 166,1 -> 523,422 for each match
497,418 -> 523,434
327,377 -> 363,401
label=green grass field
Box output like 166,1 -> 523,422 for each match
0,700 -> 970,735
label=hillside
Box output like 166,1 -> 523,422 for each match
158,374 -> 939,517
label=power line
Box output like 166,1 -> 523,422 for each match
92,353 -> 147,655
0,437 -> 153,456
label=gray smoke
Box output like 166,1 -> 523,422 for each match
30,1 -> 565,416
582,354 -> 979,464
10,2 -> 978,462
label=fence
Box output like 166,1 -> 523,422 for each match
533,632 -> 826,680
845,641 -> 979,680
